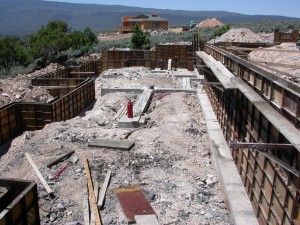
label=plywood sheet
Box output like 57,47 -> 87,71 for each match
114,186 -> 156,223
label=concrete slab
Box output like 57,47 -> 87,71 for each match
182,77 -> 191,89
151,69 -> 167,74
88,139 -> 135,151
102,74 -> 123,79
167,59 -> 172,71
197,89 -> 259,225
133,88 -> 153,116
154,88 -> 196,94
173,74 -> 198,78
118,116 -> 146,128
101,88 -> 144,96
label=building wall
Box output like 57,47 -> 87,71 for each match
141,21 -> 168,30
121,20 -> 168,33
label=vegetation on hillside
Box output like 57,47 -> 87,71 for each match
1,18 -> 300,78
0,20 -> 98,75
231,20 -> 300,33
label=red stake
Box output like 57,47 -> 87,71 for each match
51,162 -> 70,180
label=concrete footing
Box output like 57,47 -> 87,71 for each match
118,116 -> 146,128
101,88 -> 144,96
133,88 -> 153,116
197,89 -> 259,225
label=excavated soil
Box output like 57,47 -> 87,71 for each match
248,42 -> 300,82
209,28 -> 274,43
197,18 -> 224,28
0,64 -> 60,107
0,67 -> 233,225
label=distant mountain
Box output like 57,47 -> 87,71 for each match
1,0 -> 300,36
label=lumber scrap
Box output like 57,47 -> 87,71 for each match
114,186 -> 156,223
83,184 -> 90,225
226,46 -> 300,53
230,143 -> 299,176
83,155 -> 102,225
135,215 -> 160,225
124,121 -> 155,139
229,141 -> 294,150
94,181 -> 99,202
98,169 -> 112,208
47,150 -> 75,168
88,139 -> 135,151
255,61 -> 300,70
25,152 -> 53,194
70,72 -> 95,74
113,105 -> 126,121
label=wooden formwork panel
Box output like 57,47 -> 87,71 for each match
0,179 -> 40,225
0,104 -> 21,145
18,104 -> 52,131
32,78 -> 85,87
202,65 -> 300,225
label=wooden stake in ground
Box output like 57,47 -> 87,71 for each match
98,169 -> 112,208
83,155 -> 102,225
25,152 -> 53,194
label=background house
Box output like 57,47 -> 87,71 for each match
117,13 -> 169,33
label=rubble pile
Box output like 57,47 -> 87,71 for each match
0,64 -> 59,106
197,18 -> 224,28
248,42 -> 300,80
209,28 -> 273,43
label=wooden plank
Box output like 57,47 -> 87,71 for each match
135,215 -> 160,225
254,61 -> 300,70
94,181 -> 99,202
83,184 -> 90,225
114,186 -> 156,223
98,170 -> 111,208
70,72 -> 95,74
83,155 -> 102,225
47,150 -> 75,168
226,46 -> 300,53
231,147 -> 300,177
196,51 -> 236,90
25,153 -> 53,194
229,142 -> 295,150
88,139 -> 135,151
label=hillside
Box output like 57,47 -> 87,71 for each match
1,0 -> 300,36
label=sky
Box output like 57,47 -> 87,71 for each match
45,0 -> 300,18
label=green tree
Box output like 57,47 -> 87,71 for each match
0,37 -> 30,70
130,25 -> 150,50
70,28 -> 98,50
71,31 -> 90,49
29,20 -> 71,61
83,27 -> 98,45
214,24 -> 230,37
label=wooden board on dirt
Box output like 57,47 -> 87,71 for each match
114,186 -> 156,223
88,139 -> 135,151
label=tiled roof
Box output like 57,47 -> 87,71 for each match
127,14 -> 168,22
122,16 -> 134,22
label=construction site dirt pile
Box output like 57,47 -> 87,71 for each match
209,28 -> 274,43
197,18 -> 224,28
248,42 -> 300,81
0,63 -> 58,107
0,67 -> 232,225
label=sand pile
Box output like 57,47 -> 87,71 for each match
197,18 -> 224,28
